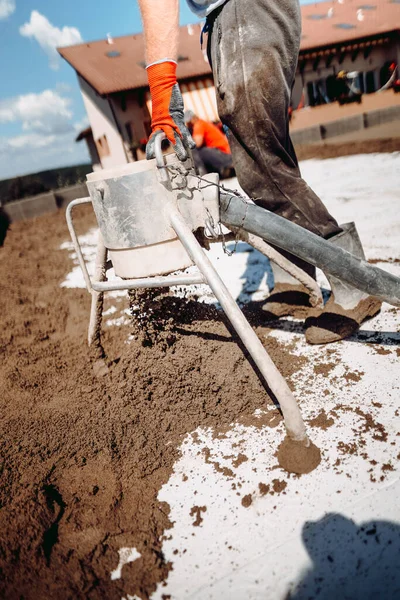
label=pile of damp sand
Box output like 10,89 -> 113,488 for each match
0,207 -> 309,599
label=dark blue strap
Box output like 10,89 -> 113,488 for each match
200,20 -> 210,49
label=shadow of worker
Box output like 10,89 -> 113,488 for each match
289,512 -> 400,600
0,206 -> 10,247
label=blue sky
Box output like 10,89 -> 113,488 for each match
0,0 -> 321,180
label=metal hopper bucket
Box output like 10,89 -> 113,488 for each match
86,157 -> 194,279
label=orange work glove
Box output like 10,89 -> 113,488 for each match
146,60 -> 195,161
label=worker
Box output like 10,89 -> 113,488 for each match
138,0 -> 381,344
183,110 -> 234,178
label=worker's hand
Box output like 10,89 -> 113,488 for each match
146,60 -> 195,161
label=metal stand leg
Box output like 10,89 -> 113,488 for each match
165,200 -> 309,443
88,232 -> 107,353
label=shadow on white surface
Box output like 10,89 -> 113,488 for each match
290,512 -> 400,599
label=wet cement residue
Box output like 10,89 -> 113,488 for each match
343,370 -> 364,383
258,483 -> 270,496
373,347 -> 392,356
308,409 -> 335,430
381,463 -> 394,472
277,437 -> 322,474
232,453 -> 249,468
202,448 -> 236,479
272,479 -> 287,494
241,494 -> 253,508
257,480 -> 287,497
354,407 -> 388,442
333,405 -> 388,443
190,506 -> 207,527
313,362 -> 337,377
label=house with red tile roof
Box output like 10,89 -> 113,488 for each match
58,0 -> 400,169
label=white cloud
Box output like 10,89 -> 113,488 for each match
0,87 -> 90,178
20,10 -> 82,70
0,89 -> 73,135
0,127 -> 90,179
0,0 -> 15,20
3,132 -> 57,150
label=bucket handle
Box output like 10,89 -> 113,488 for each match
153,132 -> 169,184
153,132 -> 193,186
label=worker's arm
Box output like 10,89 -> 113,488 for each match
138,0 -> 195,160
138,0 -> 179,64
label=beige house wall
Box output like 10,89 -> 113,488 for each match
110,91 -> 151,161
78,75 -> 128,169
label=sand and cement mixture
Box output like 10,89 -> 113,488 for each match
0,205 -> 305,598
1,150 -> 399,599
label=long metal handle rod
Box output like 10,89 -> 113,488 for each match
220,193 -> 400,307
92,273 -> 206,292
166,200 -> 308,442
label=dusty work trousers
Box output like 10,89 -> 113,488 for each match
206,0 -> 342,273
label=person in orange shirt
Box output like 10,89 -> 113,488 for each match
184,110 -> 234,178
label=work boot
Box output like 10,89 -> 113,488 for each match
305,223 -> 381,345
262,254 -> 316,320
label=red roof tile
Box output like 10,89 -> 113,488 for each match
58,23 -> 210,96
301,0 -> 400,50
